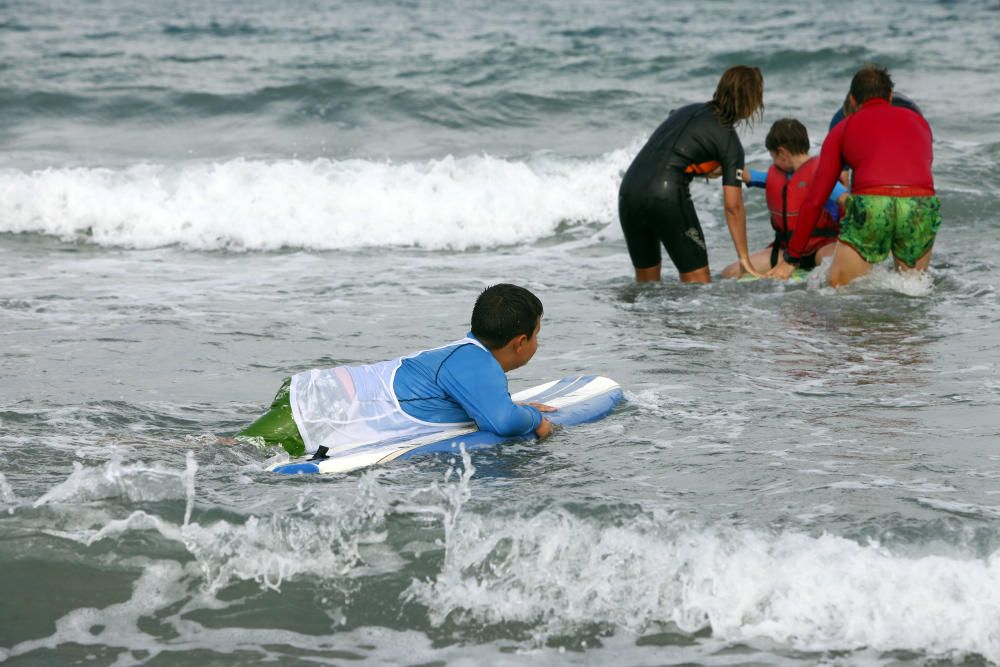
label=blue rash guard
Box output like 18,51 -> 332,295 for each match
393,333 -> 542,437
746,168 -> 848,220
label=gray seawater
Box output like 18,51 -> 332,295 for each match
2,1 -> 1000,665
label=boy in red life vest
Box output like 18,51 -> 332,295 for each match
768,64 -> 941,286
721,118 -> 847,278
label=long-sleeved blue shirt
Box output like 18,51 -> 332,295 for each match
393,334 -> 542,437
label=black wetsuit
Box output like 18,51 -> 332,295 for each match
828,92 -> 922,130
618,102 -> 744,273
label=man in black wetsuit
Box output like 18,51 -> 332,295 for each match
618,65 -> 764,283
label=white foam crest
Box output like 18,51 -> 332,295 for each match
803,256 -> 936,296
2,556 -> 412,666
2,559 -> 194,666
850,263 -> 936,296
30,453 -> 397,592
33,450 -> 196,507
916,496 -> 1000,520
0,151 -> 631,251
3,566 -> 751,667
0,471 -> 17,511
181,471 -> 392,592
405,509 -> 1000,661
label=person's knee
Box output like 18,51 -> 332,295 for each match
679,266 -> 711,283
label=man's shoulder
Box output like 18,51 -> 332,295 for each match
874,105 -> 933,138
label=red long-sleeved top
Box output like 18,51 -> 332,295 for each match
789,98 -> 935,260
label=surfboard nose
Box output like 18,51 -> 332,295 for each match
270,462 -> 322,475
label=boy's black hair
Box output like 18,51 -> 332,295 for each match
849,63 -> 893,105
765,118 -> 810,155
471,284 -> 543,350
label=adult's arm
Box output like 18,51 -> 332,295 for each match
437,346 -> 542,437
723,185 -> 759,276
787,126 -> 847,260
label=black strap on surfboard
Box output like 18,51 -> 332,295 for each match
308,446 -> 330,461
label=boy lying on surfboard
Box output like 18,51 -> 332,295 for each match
232,284 -> 554,457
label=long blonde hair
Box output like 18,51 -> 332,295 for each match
711,65 -> 764,127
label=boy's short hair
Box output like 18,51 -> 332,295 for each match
765,118 -> 810,155
850,63 -> 893,105
471,284 -> 543,350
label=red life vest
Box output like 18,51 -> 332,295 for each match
765,158 -> 840,256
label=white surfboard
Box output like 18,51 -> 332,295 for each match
269,375 -> 623,475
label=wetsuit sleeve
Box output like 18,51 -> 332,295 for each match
746,168 -> 767,188
788,124 -> 847,260
435,346 -> 542,437
719,130 -> 745,187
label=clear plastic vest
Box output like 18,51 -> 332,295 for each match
289,338 -> 482,455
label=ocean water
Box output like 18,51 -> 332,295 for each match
2,0 -> 1000,664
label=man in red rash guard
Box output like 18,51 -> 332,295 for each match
768,64 -> 941,287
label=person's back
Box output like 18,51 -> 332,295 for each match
773,64 -> 941,287
840,100 -> 934,194
617,65 -> 764,283
620,103 -> 743,200
393,336 -> 540,436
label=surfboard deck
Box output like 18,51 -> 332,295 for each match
269,375 -> 623,475
737,268 -> 809,283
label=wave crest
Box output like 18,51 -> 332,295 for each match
0,152 -> 628,251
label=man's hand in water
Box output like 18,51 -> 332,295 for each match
767,258 -> 797,280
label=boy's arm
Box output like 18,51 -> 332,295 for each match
825,181 -> 849,218
744,168 -> 767,189
437,346 -> 542,437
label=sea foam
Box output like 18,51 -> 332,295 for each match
0,151 -> 633,251
14,451 -> 1000,663
406,506 -> 1000,661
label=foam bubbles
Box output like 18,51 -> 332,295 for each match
31,453 -> 396,594
0,151 -> 631,251
803,255 -> 937,296
33,449 -> 196,508
0,471 -> 17,511
11,445 -> 1000,663
861,264 -> 936,297
405,508 -> 1000,661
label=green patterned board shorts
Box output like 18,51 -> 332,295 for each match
838,194 -> 942,267
235,377 -> 306,457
